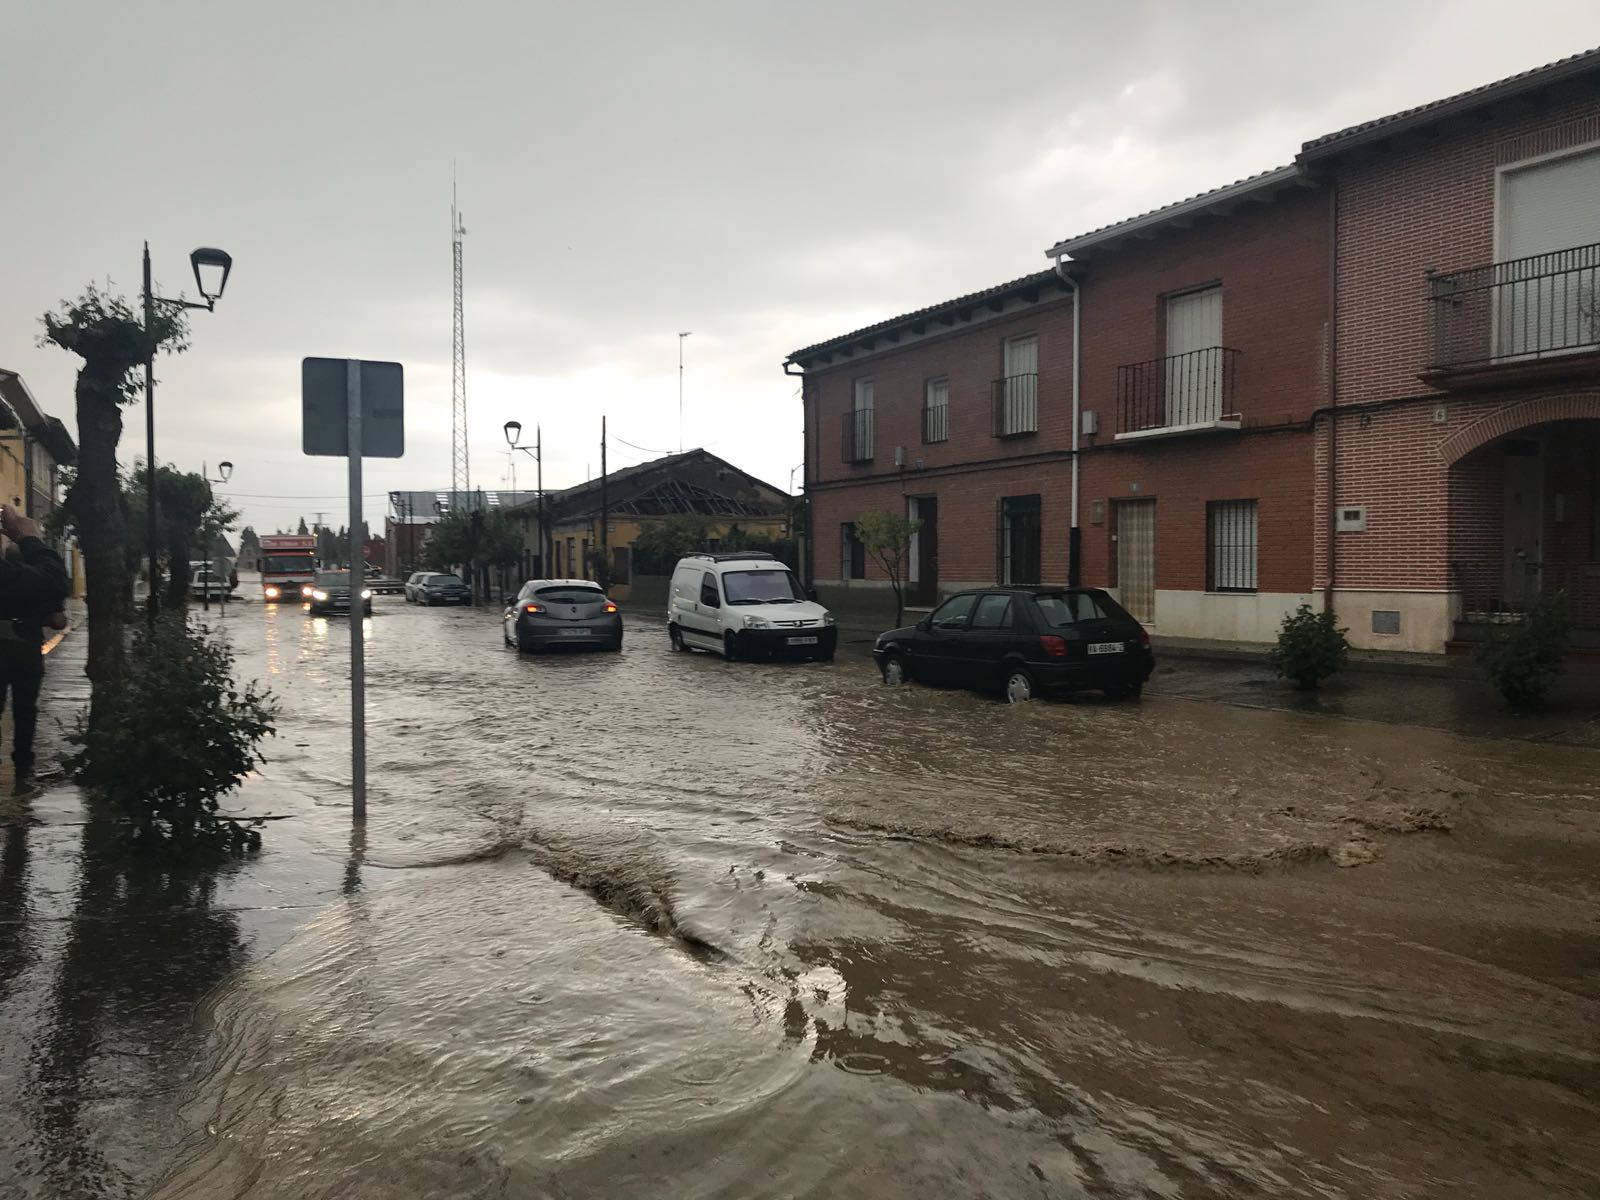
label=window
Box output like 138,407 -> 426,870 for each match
845,378 -> 874,461
969,594 -> 1013,630
923,377 -> 949,444
535,585 -> 605,603
997,335 -> 1038,436
841,522 -> 866,580
930,593 -> 978,630
1165,286 -> 1224,426
1033,591 -> 1112,626
1497,146 -> 1600,358
999,495 -> 1042,585
723,569 -> 804,603
699,572 -> 721,607
1207,500 -> 1258,592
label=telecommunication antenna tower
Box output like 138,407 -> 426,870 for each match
451,181 -> 469,500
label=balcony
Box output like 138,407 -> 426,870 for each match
922,400 -> 948,444
991,373 -> 1038,438
841,409 -> 874,463
1116,346 -> 1241,440
1425,242 -> 1600,389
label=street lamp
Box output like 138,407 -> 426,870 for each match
504,420 -> 545,578
216,460 -> 233,483
199,459 -> 236,614
143,241 -> 233,622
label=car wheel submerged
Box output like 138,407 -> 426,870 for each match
881,654 -> 908,686
669,624 -> 687,653
1003,668 -> 1035,704
723,632 -> 740,662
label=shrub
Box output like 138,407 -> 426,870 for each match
1475,591 -> 1571,709
71,616 -> 279,854
1268,603 -> 1350,690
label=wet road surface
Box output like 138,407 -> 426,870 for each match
4,593 -> 1599,1198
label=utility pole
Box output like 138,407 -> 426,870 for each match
600,416 -> 608,585
537,425 -> 546,577
451,178 -> 470,500
678,331 -> 691,454
142,243 -> 159,623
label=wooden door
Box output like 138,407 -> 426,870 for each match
1116,499 -> 1156,624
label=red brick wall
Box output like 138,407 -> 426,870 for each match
1075,185 -> 1331,438
1334,94 -> 1600,406
806,296 -> 1077,489
1316,85 -> 1600,602
1079,430 -> 1315,594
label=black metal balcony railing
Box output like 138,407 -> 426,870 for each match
922,401 -> 948,444
991,373 -> 1038,437
841,409 -> 874,463
1117,346 -> 1240,434
1428,242 -> 1600,370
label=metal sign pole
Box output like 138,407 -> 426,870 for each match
347,359 -> 367,821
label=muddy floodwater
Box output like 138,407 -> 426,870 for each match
5,594 -> 1599,1199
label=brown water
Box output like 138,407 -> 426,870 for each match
16,597 -> 1600,1198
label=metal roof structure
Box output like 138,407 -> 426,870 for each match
612,478 -> 774,518
1300,45 -> 1600,160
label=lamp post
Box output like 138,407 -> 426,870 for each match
199,459 -> 233,614
504,420 -> 545,578
143,243 -> 233,623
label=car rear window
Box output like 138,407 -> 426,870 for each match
536,586 -> 606,604
1032,592 -> 1115,626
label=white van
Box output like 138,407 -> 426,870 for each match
668,552 -> 836,662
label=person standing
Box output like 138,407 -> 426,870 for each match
0,506 -> 71,791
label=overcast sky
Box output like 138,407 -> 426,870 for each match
3,2 -> 1596,536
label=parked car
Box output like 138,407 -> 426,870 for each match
364,565 -> 405,595
189,563 -> 237,601
306,570 -> 373,617
874,587 -> 1153,703
667,552 -> 836,662
407,571 -> 472,606
503,579 -> 622,652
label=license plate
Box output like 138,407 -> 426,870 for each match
787,636 -> 819,646
1088,641 -> 1123,655
559,628 -> 591,637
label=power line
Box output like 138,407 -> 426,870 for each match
609,434 -> 675,457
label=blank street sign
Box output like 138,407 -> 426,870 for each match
301,358 -> 405,458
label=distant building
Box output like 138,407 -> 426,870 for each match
0,368 -> 79,592
384,489 -> 543,578
506,448 -> 793,604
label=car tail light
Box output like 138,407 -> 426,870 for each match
1139,628 -> 1151,649
603,602 -> 618,613
524,603 -> 544,613
1039,635 -> 1068,658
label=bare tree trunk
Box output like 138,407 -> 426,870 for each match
166,539 -> 190,612
73,372 -> 129,726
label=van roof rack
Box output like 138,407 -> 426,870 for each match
686,551 -> 779,563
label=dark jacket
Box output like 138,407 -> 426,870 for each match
0,538 -> 70,650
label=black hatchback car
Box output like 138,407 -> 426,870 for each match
874,587 -> 1153,703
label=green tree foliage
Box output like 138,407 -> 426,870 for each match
853,509 -> 921,628
1476,591 -> 1571,709
40,285 -> 188,725
630,515 -> 713,575
70,616 -> 278,855
296,516 -> 310,536
1267,604 -> 1351,690
123,465 -> 238,610
426,508 -> 522,574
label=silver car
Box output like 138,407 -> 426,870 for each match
503,579 -> 622,653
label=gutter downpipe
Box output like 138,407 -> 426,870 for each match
1051,256 -> 1082,586
782,358 -> 811,588
1323,180 -> 1339,615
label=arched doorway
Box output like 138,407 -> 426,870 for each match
1447,412 -> 1600,643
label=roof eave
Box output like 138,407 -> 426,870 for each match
1043,165 -> 1306,259
1299,48 -> 1600,161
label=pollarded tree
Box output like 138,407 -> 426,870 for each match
854,509 -> 921,630
40,286 -> 187,724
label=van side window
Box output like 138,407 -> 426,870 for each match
700,572 -> 721,608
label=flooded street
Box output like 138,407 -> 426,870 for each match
6,593 -> 1600,1198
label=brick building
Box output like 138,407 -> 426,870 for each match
1303,48 -> 1600,650
789,46 -> 1600,652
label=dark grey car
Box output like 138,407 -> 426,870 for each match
306,570 -> 373,617
418,572 -> 472,606
503,579 -> 622,653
